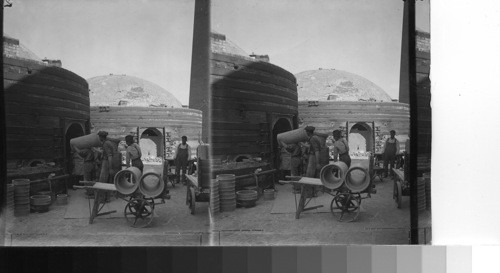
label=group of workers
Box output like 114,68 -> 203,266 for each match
71,131 -> 192,185
280,126 -> 400,180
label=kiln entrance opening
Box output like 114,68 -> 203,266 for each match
348,122 -> 373,155
140,128 -> 164,159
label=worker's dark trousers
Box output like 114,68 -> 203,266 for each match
383,154 -> 396,177
175,157 -> 188,184
83,162 -> 94,181
290,157 -> 302,176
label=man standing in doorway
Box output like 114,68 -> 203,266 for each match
382,130 -> 400,178
174,136 -> 191,185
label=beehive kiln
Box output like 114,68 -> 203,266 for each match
209,32 -> 298,164
296,69 -> 410,156
3,35 -> 90,186
88,74 -> 202,160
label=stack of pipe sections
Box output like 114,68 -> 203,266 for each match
217,174 -> 236,212
13,179 -> 31,216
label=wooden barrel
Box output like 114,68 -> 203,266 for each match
345,163 -> 370,193
56,194 -> 68,205
139,171 -> 164,198
262,189 -> 275,201
217,174 -> 236,211
320,162 -> 348,190
114,167 -> 142,195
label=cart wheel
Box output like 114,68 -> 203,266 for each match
188,187 -> 196,215
330,192 -> 361,222
395,181 -> 402,209
124,197 -> 155,228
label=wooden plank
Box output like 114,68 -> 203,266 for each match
280,177 -> 323,186
91,182 -> 117,191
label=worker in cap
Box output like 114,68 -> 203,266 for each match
304,126 -> 328,178
97,131 -> 122,184
382,130 -> 400,178
331,130 -> 351,168
174,136 -> 192,185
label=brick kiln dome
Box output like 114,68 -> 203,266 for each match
3,35 -> 43,62
211,31 -> 250,57
87,74 -> 182,107
295,69 -> 392,102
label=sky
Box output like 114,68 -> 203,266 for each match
4,0 -> 429,103
212,0 -> 430,100
4,0 -> 195,105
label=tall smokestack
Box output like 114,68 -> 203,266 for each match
189,0 -> 211,143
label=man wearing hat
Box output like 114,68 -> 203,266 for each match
382,130 -> 400,178
304,126 -> 329,178
98,131 -> 122,184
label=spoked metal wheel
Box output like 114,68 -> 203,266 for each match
330,192 -> 361,222
124,197 -> 155,228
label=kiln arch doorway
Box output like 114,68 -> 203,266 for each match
272,118 -> 293,169
140,128 -> 164,159
348,122 -> 373,155
65,123 -> 85,173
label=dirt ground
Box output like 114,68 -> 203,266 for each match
1,175 -> 431,246
1,183 -> 210,246
211,176 -> 432,246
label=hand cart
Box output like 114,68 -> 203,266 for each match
280,176 -> 376,222
184,174 -> 210,215
74,181 -> 167,228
